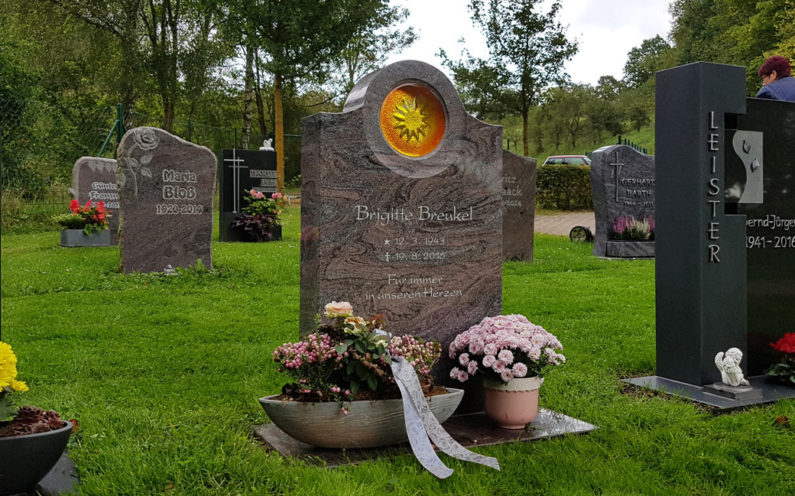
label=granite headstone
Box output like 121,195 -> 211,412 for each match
590,145 -> 655,258
219,148 -> 278,241
300,60 -> 503,352
70,157 -> 120,245
117,127 -> 216,273
502,150 -> 536,261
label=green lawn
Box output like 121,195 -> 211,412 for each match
2,206 -> 793,495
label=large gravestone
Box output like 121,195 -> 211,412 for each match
301,60 -> 503,350
70,157 -> 120,245
727,98 -> 795,375
502,150 -> 536,261
218,149 -> 278,241
625,62 -> 795,409
117,127 -> 216,273
590,145 -> 655,258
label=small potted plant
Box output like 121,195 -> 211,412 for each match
448,314 -> 565,429
606,215 -> 655,257
53,199 -> 111,247
231,189 -> 282,241
259,302 -> 463,448
764,332 -> 795,386
1,342 -> 74,495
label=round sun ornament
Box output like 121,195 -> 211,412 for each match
379,83 -> 446,157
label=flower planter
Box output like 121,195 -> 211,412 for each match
0,421 -> 73,496
605,240 -> 654,258
60,229 -> 110,247
259,388 -> 464,448
483,377 -> 544,429
237,224 -> 282,242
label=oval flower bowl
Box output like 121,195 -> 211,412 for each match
259,388 -> 464,449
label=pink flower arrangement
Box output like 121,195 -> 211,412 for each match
448,314 -> 565,384
610,215 -> 655,241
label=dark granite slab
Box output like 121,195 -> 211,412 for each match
590,145 -> 655,258
70,156 -> 120,245
502,150 -> 536,261
219,149 -> 278,242
117,127 -> 216,273
253,409 -> 596,467
30,452 -> 78,496
623,375 -> 795,411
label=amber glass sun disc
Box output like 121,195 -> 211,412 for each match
379,84 -> 446,157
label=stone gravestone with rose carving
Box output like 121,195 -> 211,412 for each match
70,156 -> 120,245
300,60 -> 502,353
590,144 -> 655,258
117,127 -> 216,273
502,150 -> 536,261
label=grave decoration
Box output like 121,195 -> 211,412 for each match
448,314 -> 565,429
763,332 -> 795,385
70,157 -> 120,244
259,302 -> 500,479
53,200 -> 111,247
624,62 -> 795,410
219,148 -> 278,241
590,144 -> 655,258
502,150 -> 537,261
230,189 -> 283,241
0,342 -> 74,496
300,60 -> 503,382
117,127 -> 216,273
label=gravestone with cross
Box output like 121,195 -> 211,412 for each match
590,144 -> 655,258
219,149 -> 278,241
300,60 -> 502,361
624,62 -> 795,409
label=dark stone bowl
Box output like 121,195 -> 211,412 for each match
0,421 -> 73,496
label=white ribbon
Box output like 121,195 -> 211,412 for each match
375,330 -> 500,478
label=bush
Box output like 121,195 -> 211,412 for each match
536,164 -> 592,210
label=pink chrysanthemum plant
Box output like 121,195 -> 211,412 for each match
448,314 -> 565,385
272,302 -> 441,413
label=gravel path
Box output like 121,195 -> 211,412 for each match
535,211 -> 595,237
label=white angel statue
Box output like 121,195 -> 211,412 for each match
714,347 -> 750,387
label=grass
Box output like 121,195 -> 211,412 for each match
2,205 -> 793,495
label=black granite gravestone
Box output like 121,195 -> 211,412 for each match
590,145 -> 655,258
300,60 -> 502,351
219,149 -> 278,241
625,62 -> 795,410
502,150 -> 536,261
727,98 -> 795,376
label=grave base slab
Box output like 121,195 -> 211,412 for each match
253,409 -> 596,467
623,375 -> 795,411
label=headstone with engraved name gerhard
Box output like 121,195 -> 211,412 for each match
70,156 -> 121,245
117,127 -> 216,273
300,60 -> 503,351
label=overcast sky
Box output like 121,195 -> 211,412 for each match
385,0 -> 674,86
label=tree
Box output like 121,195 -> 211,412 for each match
446,0 -> 577,155
623,35 -> 672,88
247,0 -> 400,191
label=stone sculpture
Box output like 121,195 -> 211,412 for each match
714,347 -> 750,387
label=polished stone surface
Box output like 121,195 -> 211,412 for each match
70,156 -> 120,245
117,127 -> 216,273
219,149 -> 277,242
253,409 -> 596,467
300,61 -> 503,362
623,375 -> 795,411
34,452 -> 78,496
502,150 -> 536,261
590,145 -> 655,258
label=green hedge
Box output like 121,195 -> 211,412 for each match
537,164 -> 592,210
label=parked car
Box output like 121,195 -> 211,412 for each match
542,155 -> 591,166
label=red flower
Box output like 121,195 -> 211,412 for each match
69,199 -> 80,213
770,332 -> 795,355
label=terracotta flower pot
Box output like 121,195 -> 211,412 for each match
0,421 -> 72,495
483,376 -> 544,429
259,388 -> 463,448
